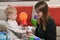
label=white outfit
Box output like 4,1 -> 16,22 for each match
6,20 -> 26,40
7,20 -> 26,33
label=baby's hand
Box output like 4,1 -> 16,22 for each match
26,34 -> 31,38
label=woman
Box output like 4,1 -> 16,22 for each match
34,1 -> 56,40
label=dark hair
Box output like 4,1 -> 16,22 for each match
34,1 -> 49,31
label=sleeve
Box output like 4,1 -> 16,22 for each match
7,22 -> 26,33
46,19 -> 56,40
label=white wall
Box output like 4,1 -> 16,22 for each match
0,0 -> 60,8
0,0 -> 60,20
47,0 -> 60,6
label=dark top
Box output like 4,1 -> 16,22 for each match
35,17 -> 56,40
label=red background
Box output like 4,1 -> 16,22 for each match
49,7 -> 60,26
15,6 -> 33,26
15,6 -> 60,26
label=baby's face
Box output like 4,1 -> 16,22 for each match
12,13 -> 17,20
8,12 -> 17,20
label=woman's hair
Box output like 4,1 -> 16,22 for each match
34,1 -> 49,30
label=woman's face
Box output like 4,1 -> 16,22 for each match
36,12 -> 43,19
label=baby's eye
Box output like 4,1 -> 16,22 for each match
7,12 -> 13,13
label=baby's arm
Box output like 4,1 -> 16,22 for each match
7,22 -> 26,33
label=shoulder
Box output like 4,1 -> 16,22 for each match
7,20 -> 12,24
7,20 -> 16,23
7,20 -> 17,25
47,17 -> 55,24
47,17 -> 56,27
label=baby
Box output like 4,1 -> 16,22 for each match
5,6 -> 26,39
